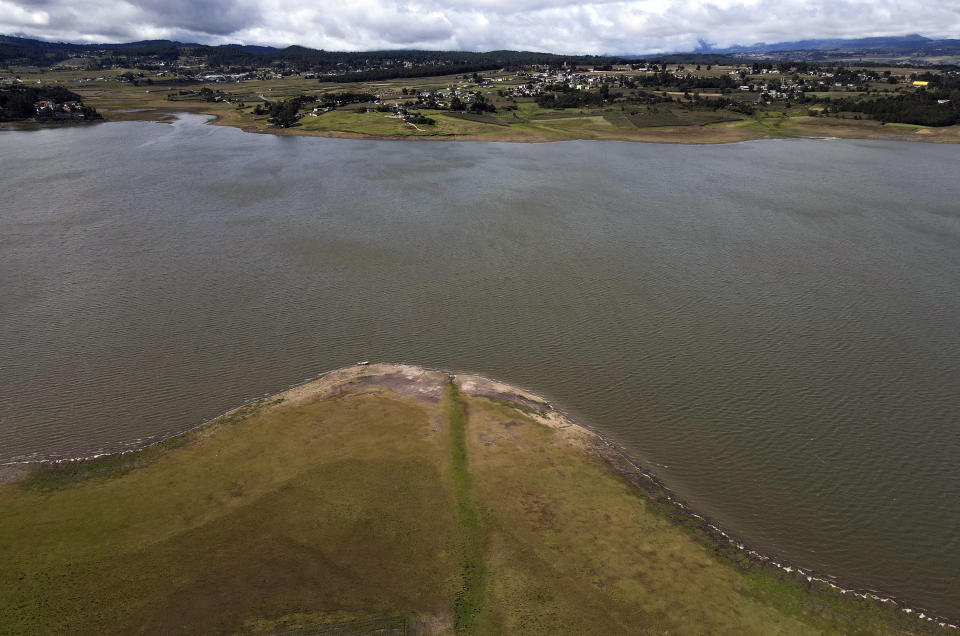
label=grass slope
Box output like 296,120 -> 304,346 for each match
0,367 -> 943,634
446,382 -> 488,632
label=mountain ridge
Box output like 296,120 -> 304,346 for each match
3,32 -> 959,58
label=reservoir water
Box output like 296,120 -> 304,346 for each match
2,114 -> 959,616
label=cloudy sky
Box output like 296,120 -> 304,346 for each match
2,0 -> 958,54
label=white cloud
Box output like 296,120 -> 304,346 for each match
0,0 -> 49,27
2,0 -> 959,54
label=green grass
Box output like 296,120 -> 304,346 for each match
447,382 -> 476,529
446,381 -> 488,633
295,109 -> 420,136
461,395 -> 945,634
22,438 -> 178,491
0,389 -> 461,634
441,111 -> 510,127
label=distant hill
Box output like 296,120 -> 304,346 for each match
707,34 -> 935,53
0,34 -> 619,69
4,32 -> 960,69
685,34 -> 960,64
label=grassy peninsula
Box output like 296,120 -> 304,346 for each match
0,364 -> 947,634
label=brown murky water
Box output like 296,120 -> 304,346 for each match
2,114 -> 959,616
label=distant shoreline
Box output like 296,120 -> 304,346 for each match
7,105 -> 959,144
82,104 -> 960,145
4,362 -> 957,629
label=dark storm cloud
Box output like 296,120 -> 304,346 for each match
131,0 -> 262,35
1,0 -> 958,53
3,0 -> 261,39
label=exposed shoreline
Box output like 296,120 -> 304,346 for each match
74,104 -> 960,144
4,362 -> 957,628
7,105 -> 960,144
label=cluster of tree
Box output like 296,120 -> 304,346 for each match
448,92 -> 497,113
106,43 -> 181,65
837,90 -> 960,126
255,95 -> 313,127
911,71 -> 960,91
414,93 -> 441,109
0,35 -> 186,66
825,67 -> 871,89
302,48 -> 624,74
269,99 -> 302,127
0,85 -> 99,121
0,36 -> 71,66
319,91 -> 375,107
623,90 -> 674,106
638,54 -> 740,66
775,62 -> 815,73
404,112 -> 435,125
535,88 -> 606,109
197,86 -> 225,102
468,92 -> 496,113
635,71 -> 738,91
166,87 -> 225,102
726,101 -> 757,115
318,63 -> 502,83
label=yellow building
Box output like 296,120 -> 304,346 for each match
913,80 -> 929,87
